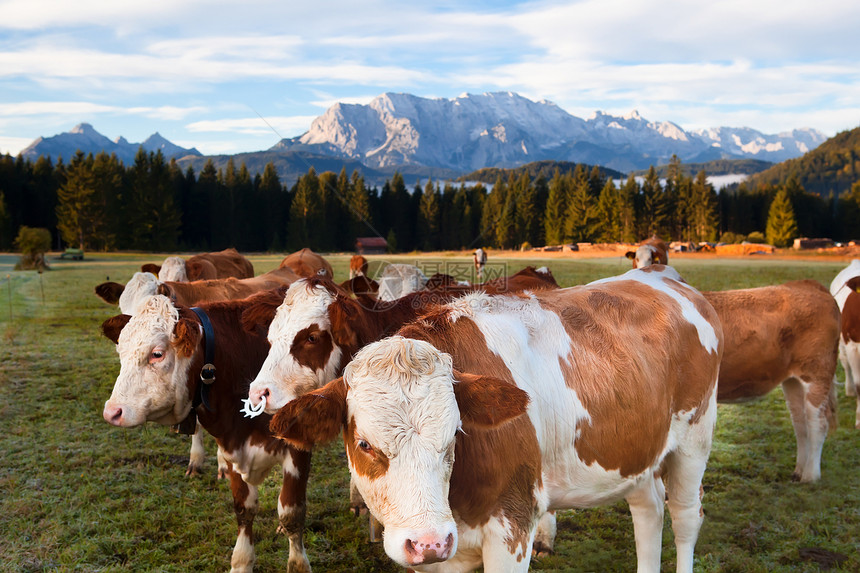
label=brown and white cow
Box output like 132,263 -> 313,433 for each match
349,254 -> 369,279
836,274 -> 860,428
831,259 -> 860,403
626,236 -> 669,268
96,266 -> 301,316
271,338 -> 545,571
377,264 -> 429,301
144,248 -> 255,282
254,265 -> 724,572
100,291 -> 312,573
280,248 -> 333,279
704,280 -> 840,481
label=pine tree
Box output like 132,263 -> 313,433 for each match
543,170 -> 568,246
287,168 -> 323,250
563,175 -> 598,243
690,171 -> 719,242
56,151 -> 98,250
619,175 -> 639,243
594,179 -> 621,243
417,179 -> 441,251
766,187 -> 799,247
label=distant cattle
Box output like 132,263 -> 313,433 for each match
626,236 -> 669,268
143,248 -> 255,282
831,260 -> 860,404
254,266 -> 723,571
377,264 -> 428,301
705,280 -> 840,481
280,248 -> 333,279
95,266 -> 300,316
100,291 -> 312,573
349,255 -> 369,279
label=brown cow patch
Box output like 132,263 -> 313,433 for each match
344,417 -> 390,480
290,324 -> 335,372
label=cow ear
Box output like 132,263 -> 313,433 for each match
329,297 -> 362,350
241,286 -> 289,335
172,318 -> 201,358
625,251 -> 635,260
452,371 -> 529,428
156,282 -> 173,299
95,281 -> 125,305
101,314 -> 131,343
140,263 -> 161,276
270,377 -> 347,450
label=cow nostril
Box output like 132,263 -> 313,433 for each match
261,388 -> 269,398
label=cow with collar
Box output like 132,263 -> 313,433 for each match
626,236 -> 669,268
100,290 -> 312,573
254,265 -> 723,572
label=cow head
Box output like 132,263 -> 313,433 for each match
626,244 -> 661,268
270,336 -> 529,568
157,257 -> 188,282
95,271 -> 160,315
248,279 -> 360,412
101,294 -> 201,427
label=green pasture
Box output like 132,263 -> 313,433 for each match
0,251 -> 858,572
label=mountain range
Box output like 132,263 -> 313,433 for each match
20,123 -> 201,165
16,92 -> 827,180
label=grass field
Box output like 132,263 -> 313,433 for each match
1,250 -> 858,572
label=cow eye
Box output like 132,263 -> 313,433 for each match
357,439 -> 372,453
149,349 -> 165,364
307,333 -> 319,344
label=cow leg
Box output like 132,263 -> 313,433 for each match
663,452 -> 709,573
481,519 -> 534,572
625,474 -> 665,573
350,477 -> 383,542
844,342 -> 860,427
277,448 -> 312,573
228,468 -> 259,573
186,423 -> 205,477
839,340 -> 856,396
781,377 -> 828,482
217,446 -> 229,479
532,510 -> 556,556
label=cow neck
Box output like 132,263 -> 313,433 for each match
190,306 -> 217,412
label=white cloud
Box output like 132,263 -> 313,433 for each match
186,115 -> 315,137
0,136 -> 33,156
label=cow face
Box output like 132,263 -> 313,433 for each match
102,295 -> 201,427
157,257 -> 188,282
626,245 -> 658,268
270,336 -> 530,568
248,280 -> 344,412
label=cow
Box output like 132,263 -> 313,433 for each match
349,254 -> 369,279
377,264 -> 428,301
143,248 -> 255,282
830,259 -> 860,401
95,266 -> 300,316
252,265 -> 724,572
425,266 -> 558,297
704,280 -> 840,481
271,338 -> 544,571
626,236 -> 669,268
837,275 -> 860,428
100,291 -> 312,573
280,248 -> 333,279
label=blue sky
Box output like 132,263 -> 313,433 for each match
1,0 -> 858,157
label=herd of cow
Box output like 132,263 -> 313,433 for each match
92,241 -> 860,573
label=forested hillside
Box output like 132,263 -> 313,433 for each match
745,126 -> 860,196
2,145 -> 859,254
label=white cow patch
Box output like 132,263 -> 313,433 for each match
118,271 -> 160,315
158,257 -> 188,282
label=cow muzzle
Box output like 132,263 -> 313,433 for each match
403,532 -> 455,566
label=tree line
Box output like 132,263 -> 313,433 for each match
1,148 -> 859,254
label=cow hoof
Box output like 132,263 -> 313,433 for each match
185,464 -> 203,477
287,555 -> 312,573
791,472 -> 801,482
217,467 -> 229,480
532,542 -> 554,558
351,504 -> 369,517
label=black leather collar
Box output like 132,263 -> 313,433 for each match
190,306 -> 216,412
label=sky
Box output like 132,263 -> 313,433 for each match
1,0 -> 859,157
